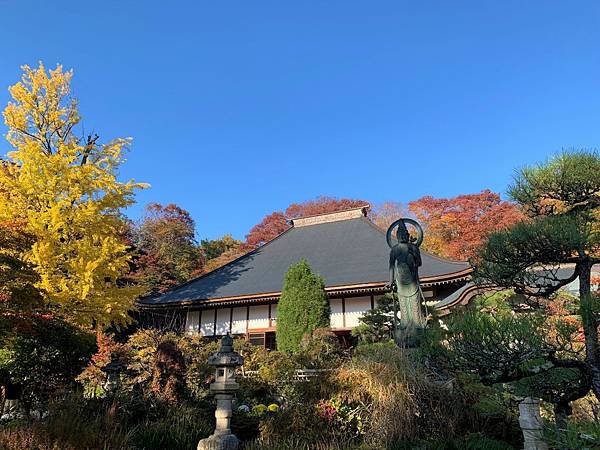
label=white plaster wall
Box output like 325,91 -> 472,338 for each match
215,308 -> 231,335
344,296 -> 372,328
330,298 -> 344,329
248,305 -> 269,329
231,307 -> 247,335
271,304 -> 278,325
200,309 -> 215,336
186,310 -> 200,334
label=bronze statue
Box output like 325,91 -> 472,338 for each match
386,218 -> 425,347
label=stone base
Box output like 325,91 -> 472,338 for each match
197,432 -> 240,450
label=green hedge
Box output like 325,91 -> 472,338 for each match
276,260 -> 330,354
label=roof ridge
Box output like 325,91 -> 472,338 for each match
290,205 -> 370,226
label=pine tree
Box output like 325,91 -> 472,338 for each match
276,260 -> 330,354
475,150 -> 600,401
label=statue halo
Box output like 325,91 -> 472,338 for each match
386,218 -> 424,248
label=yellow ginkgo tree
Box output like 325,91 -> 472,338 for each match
0,63 -> 147,327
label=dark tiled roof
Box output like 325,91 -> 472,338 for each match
139,217 -> 471,307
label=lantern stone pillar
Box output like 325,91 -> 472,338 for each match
198,335 -> 244,450
518,397 -> 548,450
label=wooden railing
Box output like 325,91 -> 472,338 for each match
240,368 -> 330,381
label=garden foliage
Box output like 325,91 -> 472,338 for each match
0,315 -> 95,412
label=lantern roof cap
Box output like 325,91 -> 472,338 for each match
207,335 -> 244,367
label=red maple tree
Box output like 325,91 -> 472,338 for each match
245,212 -> 290,248
245,197 -> 368,248
408,190 -> 524,261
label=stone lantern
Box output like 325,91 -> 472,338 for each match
101,352 -> 123,394
519,397 -> 548,450
198,334 -> 244,450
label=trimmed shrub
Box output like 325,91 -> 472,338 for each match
276,260 -> 330,354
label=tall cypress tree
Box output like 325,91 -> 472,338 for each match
276,260 -> 330,354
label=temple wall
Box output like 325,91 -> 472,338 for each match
330,298 -> 344,328
215,308 -> 231,335
231,307 -> 247,334
248,305 -> 270,329
200,309 -> 215,336
344,296 -> 373,328
183,287 -> 451,338
184,293 -> 396,336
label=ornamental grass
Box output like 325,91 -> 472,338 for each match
328,343 -> 464,447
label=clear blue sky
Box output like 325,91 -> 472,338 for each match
1,1 -> 599,240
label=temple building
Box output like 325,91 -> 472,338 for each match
137,206 -> 477,347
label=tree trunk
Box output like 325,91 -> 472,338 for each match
578,260 -> 600,401
554,401 -> 571,432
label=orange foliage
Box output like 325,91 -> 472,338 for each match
245,197 -> 368,248
408,190 -> 524,260
285,197 -> 368,219
544,294 -> 585,351
150,340 -> 186,405
592,273 -> 600,293
245,211 -> 289,248
76,332 -> 129,390
369,201 -> 406,230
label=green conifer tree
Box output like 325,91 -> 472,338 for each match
276,260 -> 330,354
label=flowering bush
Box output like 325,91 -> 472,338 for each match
252,404 -> 267,415
237,404 -> 250,413
316,399 -> 364,437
